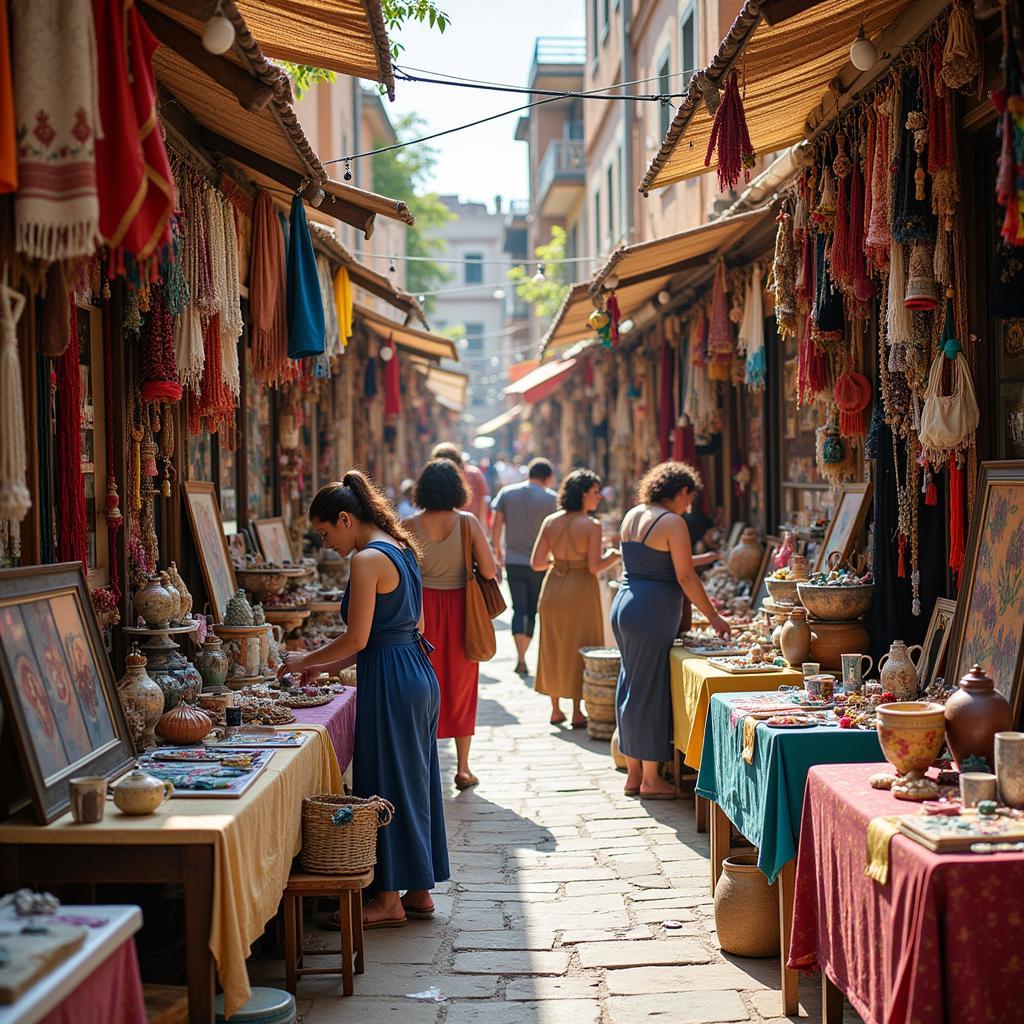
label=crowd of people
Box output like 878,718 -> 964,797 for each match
281,444 -> 728,928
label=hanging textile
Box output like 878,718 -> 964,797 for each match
658,339 -> 675,461
56,304 -> 88,565
141,288 -> 182,403
0,279 -> 29,523
740,264 -> 765,390
206,189 -> 242,397
333,266 -> 353,349
383,338 -> 401,418
865,96 -> 892,269
364,356 -> 377,399
11,0 -> 101,260
0,1 -> 16,193
996,0 -> 1024,245
317,255 -> 342,359
285,194 -> 326,360
92,0 -> 173,275
707,261 -> 734,380
249,191 -> 294,387
890,67 -> 936,245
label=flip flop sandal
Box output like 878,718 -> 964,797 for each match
402,904 -> 435,920
624,787 -> 640,797
571,718 -> 588,729
550,714 -> 567,726
362,914 -> 407,930
639,791 -> 677,801
454,772 -> 479,790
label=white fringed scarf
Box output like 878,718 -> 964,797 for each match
0,280 -> 30,524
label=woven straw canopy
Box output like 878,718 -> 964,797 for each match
355,304 -> 458,362
640,0 -> 913,191
415,363 -> 468,408
475,405 -> 524,435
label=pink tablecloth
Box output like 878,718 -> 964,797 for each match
292,688 -> 356,772
42,940 -> 146,1024
789,761 -> 1024,1024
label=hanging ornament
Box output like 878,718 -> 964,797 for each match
771,208 -> 798,337
740,264 -> 765,390
832,132 -> 853,180
941,0 -> 983,94
905,109 -> 928,201
0,279 -> 30,525
704,71 -> 755,192
202,5 -> 236,55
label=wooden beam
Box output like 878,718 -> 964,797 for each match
760,0 -> 828,27
139,2 -> 274,113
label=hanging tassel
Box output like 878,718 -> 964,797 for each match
56,304 -> 88,566
923,468 -> 938,506
897,533 -> 908,578
949,456 -> 966,579
0,282 -> 30,524
704,71 -> 755,192
941,0 -> 983,94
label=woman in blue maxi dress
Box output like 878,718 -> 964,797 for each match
281,471 -> 449,928
611,462 -> 731,801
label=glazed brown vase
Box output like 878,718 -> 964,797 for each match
780,608 -> 811,666
727,528 -> 763,582
944,664 -> 1013,772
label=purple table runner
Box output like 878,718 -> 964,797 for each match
291,688 -> 356,772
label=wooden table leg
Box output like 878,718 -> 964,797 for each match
695,793 -> 709,834
339,893 -> 354,995
822,972 -> 844,1023
674,750 -> 681,798
283,896 -> 297,994
183,846 -> 216,1024
778,858 -> 798,1016
350,888 -> 364,975
709,800 -> 730,892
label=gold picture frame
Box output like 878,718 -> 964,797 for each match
813,482 -> 873,572
182,481 -> 238,622
918,597 -> 956,690
252,516 -> 296,565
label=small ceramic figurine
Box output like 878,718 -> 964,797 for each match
773,531 -> 794,570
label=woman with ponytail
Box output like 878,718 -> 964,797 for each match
280,470 -> 449,928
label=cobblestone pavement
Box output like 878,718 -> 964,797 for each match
251,613 -> 861,1023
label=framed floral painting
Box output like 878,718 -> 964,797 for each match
0,563 -> 135,823
946,462 -> 1024,722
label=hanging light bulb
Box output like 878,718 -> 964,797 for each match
849,25 -> 878,72
343,159 -> 353,182
604,273 -> 620,291
657,290 -> 672,305
202,4 -> 236,54
380,344 -> 394,362
388,257 -> 397,275
492,286 -> 506,300
532,264 -> 545,284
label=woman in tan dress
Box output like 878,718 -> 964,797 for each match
531,469 -> 620,727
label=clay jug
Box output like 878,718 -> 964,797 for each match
790,553 -> 809,580
133,573 -> 177,628
771,612 -> 788,653
780,607 -> 811,666
808,620 -> 872,672
194,635 -> 230,693
714,855 -> 779,957
117,644 -> 163,750
727,527 -> 762,582
879,640 -> 923,701
944,664 -> 1013,772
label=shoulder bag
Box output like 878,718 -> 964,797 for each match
460,513 -> 504,662
919,349 -> 979,452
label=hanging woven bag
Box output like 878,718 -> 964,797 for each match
918,347 -> 979,452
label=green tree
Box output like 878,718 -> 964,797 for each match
372,113 -> 452,308
508,226 -> 570,321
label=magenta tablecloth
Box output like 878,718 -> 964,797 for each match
292,688 -> 357,771
42,940 -> 146,1024
789,761 -> 1024,1024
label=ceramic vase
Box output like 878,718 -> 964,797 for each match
876,701 -> 946,779
159,571 -> 180,624
995,732 -> 1024,809
166,562 -> 192,622
771,612 -> 788,653
133,573 -> 177,628
117,644 -> 163,750
713,855 -> 779,957
808,620 -> 871,672
194,635 -> 230,693
790,554 -> 809,580
727,527 -> 762,582
780,608 -> 811,666
944,664 -> 1013,772
879,640 -> 923,701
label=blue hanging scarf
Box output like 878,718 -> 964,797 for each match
285,193 -> 326,359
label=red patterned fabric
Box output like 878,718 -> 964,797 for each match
789,761 -> 1024,1024
42,939 -> 146,1024
423,586 -> 478,739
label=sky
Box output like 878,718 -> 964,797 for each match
383,1 -> 585,209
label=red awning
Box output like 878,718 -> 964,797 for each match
503,358 -> 577,404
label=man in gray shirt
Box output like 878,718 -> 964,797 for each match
491,458 -> 556,675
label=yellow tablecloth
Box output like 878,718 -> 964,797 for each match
669,648 -> 802,769
0,724 -> 342,1016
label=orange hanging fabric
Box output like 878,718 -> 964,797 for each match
0,2 -> 16,194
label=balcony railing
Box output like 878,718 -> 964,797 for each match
537,138 -> 584,206
533,37 -> 586,67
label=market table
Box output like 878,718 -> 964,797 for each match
291,688 -> 357,772
668,648 -> 801,829
789,762 -> 1024,1024
0,724 -> 341,1023
695,692 -> 882,1015
0,904 -> 145,1024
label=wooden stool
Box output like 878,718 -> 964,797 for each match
282,867 -> 374,996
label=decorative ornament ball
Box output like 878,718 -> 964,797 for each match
380,345 -> 394,362
849,33 -> 878,72
202,15 -> 236,55
588,309 -> 610,331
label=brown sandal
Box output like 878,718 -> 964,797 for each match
454,771 -> 479,790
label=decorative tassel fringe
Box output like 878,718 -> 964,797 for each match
0,284 -> 30,524
949,457 -> 965,579
897,533 -> 908,578
942,0 -> 983,93
704,71 -> 755,192
56,304 -> 88,565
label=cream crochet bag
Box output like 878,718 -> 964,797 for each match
919,349 -> 979,452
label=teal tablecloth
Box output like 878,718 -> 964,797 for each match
695,691 -> 883,883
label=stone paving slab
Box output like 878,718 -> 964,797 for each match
606,991 -> 750,1023
576,938 -> 713,968
445,1000 -> 601,1024
503,977 -> 602,1000
452,951 -> 571,975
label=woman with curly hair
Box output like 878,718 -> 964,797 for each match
530,469 -> 620,726
280,471 -> 449,928
405,459 -> 497,790
611,461 -> 730,800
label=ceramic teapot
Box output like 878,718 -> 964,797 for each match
879,640 -> 923,701
112,766 -> 174,815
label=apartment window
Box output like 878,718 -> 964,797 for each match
590,0 -> 599,61
568,223 -> 578,261
616,144 -> 625,240
465,322 -> 484,352
681,4 -> 697,87
606,163 -> 614,245
602,0 -> 610,39
658,50 -> 672,140
593,189 -> 601,255
464,253 -> 483,284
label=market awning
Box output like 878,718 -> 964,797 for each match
417,364 -> 468,409
538,283 -> 594,361
355,304 -> 458,361
640,0 -> 915,191
503,358 -> 578,405
474,405 -> 524,435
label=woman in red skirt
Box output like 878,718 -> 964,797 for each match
405,459 -> 497,789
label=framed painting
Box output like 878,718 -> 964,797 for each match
0,563 -> 135,823
918,598 -> 956,690
183,482 -> 238,622
253,517 -> 295,565
945,461 -> 1024,723
752,535 -> 780,610
814,483 -> 873,571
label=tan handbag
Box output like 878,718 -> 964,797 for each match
919,349 -> 979,452
460,514 -> 503,662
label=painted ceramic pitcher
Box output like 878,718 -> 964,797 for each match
879,640 -> 923,701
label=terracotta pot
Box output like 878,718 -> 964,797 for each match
880,641 -> 923,701
771,612 -> 788,653
713,855 -> 779,957
790,554 -> 809,580
995,732 -> 1024,809
727,527 -> 762,582
780,608 -> 811,666
117,644 -> 163,750
944,664 -> 1013,772
156,701 -> 213,745
796,583 -> 874,622
808,619 -> 871,672
133,573 -> 177,628
876,701 -> 946,779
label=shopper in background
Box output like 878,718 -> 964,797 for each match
491,458 -> 557,675
396,478 -> 416,520
530,469 -> 619,727
405,459 -> 497,790
431,442 -> 491,526
611,462 -> 730,801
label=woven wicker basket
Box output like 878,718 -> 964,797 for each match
300,794 -> 394,875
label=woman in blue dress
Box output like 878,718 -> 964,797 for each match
281,471 -> 449,928
611,462 -> 730,800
